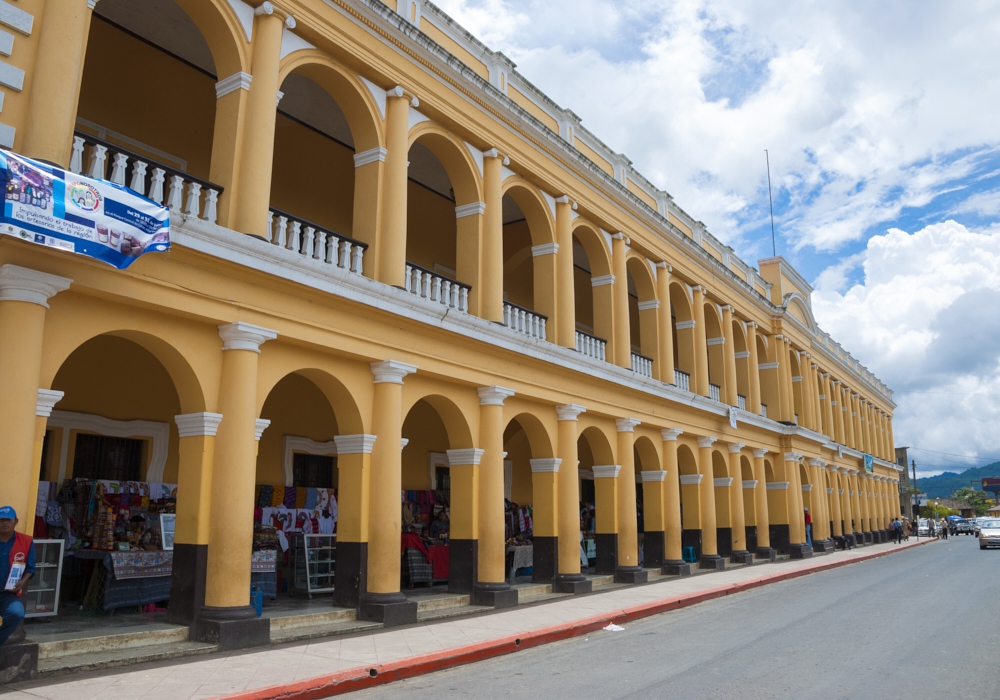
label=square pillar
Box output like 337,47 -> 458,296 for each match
529,458 -> 561,583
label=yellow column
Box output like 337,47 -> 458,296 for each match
22,0 -> 95,163
555,405 -> 589,591
747,322 -> 762,414
529,458 -> 561,582
661,429 -> 688,573
640,470 -> 665,567
804,360 -> 818,432
592,464 -> 620,575
697,436 -> 722,567
475,386 -> 517,606
784,453 -> 807,551
838,467 -> 854,540
888,418 -> 896,457
33,389 -> 64,509
199,322 -> 276,645
655,263 -> 675,384
376,87 -> 414,285
555,198 -> 576,349
832,382 -> 846,443
822,374 -> 835,439
481,150 -> 505,322
444,447 -> 482,594
853,395 -> 864,450
844,390 -> 856,448
614,418 -> 644,580
828,466 -> 843,537
727,443 -> 750,561
798,358 -> 815,430
169,412 -> 222,625
775,336 -> 792,421
693,287 -> 710,397
808,459 -> 828,545
752,448 -> 773,555
362,360 -> 417,623
0,266 -> 71,533
858,473 -> 872,537
611,233 -> 631,368
850,471 -> 865,539
721,306 -> 739,406
332,434 -> 375,607
228,4 -> 289,238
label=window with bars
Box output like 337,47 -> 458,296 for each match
72,434 -> 144,481
292,453 -> 335,489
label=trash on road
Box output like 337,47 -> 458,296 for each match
603,623 -> 625,632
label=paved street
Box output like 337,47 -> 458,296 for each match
355,537 -> 999,700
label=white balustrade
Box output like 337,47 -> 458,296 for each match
631,352 -> 653,377
674,369 -> 690,391
266,209 -> 366,276
709,383 -> 722,402
761,404 -> 768,419
404,263 -> 469,312
70,133 -> 221,224
737,395 -> 747,411
575,330 -> 607,361
503,301 -> 546,340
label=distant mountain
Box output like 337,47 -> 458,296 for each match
916,462 -> 1000,499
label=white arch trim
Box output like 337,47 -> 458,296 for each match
47,410 -> 170,484
282,435 -> 338,487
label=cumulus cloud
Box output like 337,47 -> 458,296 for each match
813,221 -> 1000,470
433,0 -> 1000,256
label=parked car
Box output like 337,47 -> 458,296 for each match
978,519 -> 1000,550
952,519 -> 976,535
917,519 -> 930,536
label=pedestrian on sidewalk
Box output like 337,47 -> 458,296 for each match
0,506 -> 35,646
804,508 -> 813,548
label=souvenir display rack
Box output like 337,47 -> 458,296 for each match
289,532 -> 336,597
23,539 -> 65,618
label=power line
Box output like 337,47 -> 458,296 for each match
765,150 -> 776,257
910,446 -> 1000,462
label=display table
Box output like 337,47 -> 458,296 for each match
507,544 -> 533,573
70,549 -> 278,611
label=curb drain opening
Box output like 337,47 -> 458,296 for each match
514,639 -> 521,646
369,668 -> 378,678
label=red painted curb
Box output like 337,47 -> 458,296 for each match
219,539 -> 935,700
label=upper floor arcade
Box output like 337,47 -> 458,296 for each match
1,0 -> 896,465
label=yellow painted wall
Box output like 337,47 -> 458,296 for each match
257,373 -> 340,487
729,264 -> 747,282
77,19 -> 216,181
401,400 -> 448,491
575,139 -> 613,176
406,182 -> 458,274
668,213 -> 692,238
502,220 -> 534,309
507,85 -> 559,132
504,427 -> 532,506
627,179 -> 657,210
51,335 -> 181,482
270,113 -> 356,237
419,19 -> 490,79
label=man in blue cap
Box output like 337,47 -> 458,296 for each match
0,506 -> 35,646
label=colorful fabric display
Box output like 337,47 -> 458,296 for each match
258,485 -> 273,508
305,488 -> 318,510
295,488 -> 307,509
270,486 -> 284,507
283,486 -> 297,509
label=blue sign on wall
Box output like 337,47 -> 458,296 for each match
0,150 -> 169,269
864,454 -> 874,473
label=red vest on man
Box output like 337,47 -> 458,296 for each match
7,532 -> 33,597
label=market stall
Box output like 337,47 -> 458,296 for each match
401,490 -> 450,586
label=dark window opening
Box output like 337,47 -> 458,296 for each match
73,434 -> 144,481
293,453 -> 335,489
435,466 -> 451,493
580,479 -> 595,503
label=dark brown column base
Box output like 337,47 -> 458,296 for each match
595,533 -> 618,575
359,592 -> 417,626
0,641 -> 38,684
643,531 -> 665,568
472,582 -> 518,609
745,526 -> 758,553
788,543 -> 813,559
813,539 -> 835,554
531,536 -> 557,583
878,530 -> 889,543
768,524 -> 790,554
730,550 -> 753,565
699,554 -> 726,571
755,547 -> 777,561
193,606 -> 269,651
448,539 -> 477,594
661,560 -> 691,576
863,531 -> 874,544
334,541 -> 367,609
554,573 -> 593,594
716,528 -> 733,557
167,543 -> 207,626
681,529 -> 702,560
614,566 -> 648,584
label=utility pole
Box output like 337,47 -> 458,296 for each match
912,459 -> 919,538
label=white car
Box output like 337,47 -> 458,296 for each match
917,519 -> 930,536
979,519 -> 1000,550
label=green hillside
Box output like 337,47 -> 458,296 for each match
916,462 -> 1000,499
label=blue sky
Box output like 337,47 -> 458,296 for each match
435,0 -> 1000,476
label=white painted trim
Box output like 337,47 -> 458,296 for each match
255,419 -> 270,441
766,482 -> 790,490
743,480 -> 758,489
280,27 -> 315,59
802,484 -> 813,492
675,320 -> 696,330
758,362 -> 779,370
465,142 -> 484,176
0,1 -> 33,35
556,404 -> 586,421
706,337 -> 725,346
714,477 -> 733,487
0,264 -> 71,307
372,359 -> 417,383
354,147 -> 387,167
282,435 -> 337,487
615,417 -> 641,432
409,106 -> 430,129
478,385 -> 515,405
446,448 -> 483,465
218,322 -> 278,352
174,412 -> 223,438
661,428 -> 683,441
827,487 -> 834,494
530,458 -> 562,473
637,300 -> 659,311
590,274 -> 615,287
36,389 -> 64,418
455,202 -> 486,218
427,451 -> 449,490
226,0 -> 255,42
679,474 -> 703,485
360,76 -> 387,119
734,351 -> 749,359
531,243 -> 559,257
592,464 -> 621,479
48,410 -> 169,484
215,72 -> 252,99
640,470 -> 666,482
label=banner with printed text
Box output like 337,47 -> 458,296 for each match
0,150 -> 169,268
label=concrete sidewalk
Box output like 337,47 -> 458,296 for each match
5,538 -> 934,700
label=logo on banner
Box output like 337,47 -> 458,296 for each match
864,454 -> 874,473
68,182 -> 102,212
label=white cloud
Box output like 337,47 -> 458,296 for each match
432,0 -> 1000,254
813,221 -> 1000,462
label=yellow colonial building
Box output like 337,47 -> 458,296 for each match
0,0 -> 901,649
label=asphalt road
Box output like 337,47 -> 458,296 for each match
352,537 -> 1000,700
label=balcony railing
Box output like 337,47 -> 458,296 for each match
267,208 -> 366,276
631,352 -> 653,378
761,404 -> 767,418
404,263 -> 470,312
575,330 -> 606,361
737,395 -> 747,411
709,383 -> 721,402
70,131 -> 221,224
674,369 -> 690,391
502,301 -> 546,340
